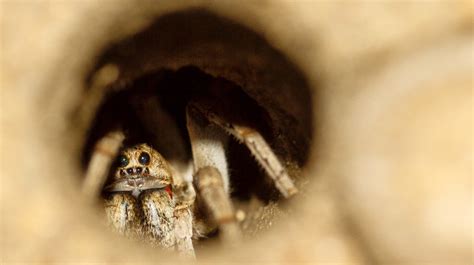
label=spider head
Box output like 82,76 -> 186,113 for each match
104,143 -> 173,197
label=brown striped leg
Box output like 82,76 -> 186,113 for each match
194,166 -> 241,243
82,130 -> 125,201
172,181 -> 196,258
188,102 -> 298,198
186,106 -> 241,243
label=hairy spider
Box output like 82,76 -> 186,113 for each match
82,75 -> 298,258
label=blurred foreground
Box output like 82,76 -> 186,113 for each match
1,1 -> 472,264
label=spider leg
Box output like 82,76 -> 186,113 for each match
82,130 -> 125,201
188,102 -> 298,198
172,181 -> 196,258
186,106 -> 241,243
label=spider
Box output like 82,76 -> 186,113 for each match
81,72 -> 298,258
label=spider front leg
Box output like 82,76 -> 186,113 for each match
186,106 -> 242,243
172,182 -> 196,258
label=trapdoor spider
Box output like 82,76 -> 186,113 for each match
82,74 -> 298,258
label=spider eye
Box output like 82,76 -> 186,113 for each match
139,152 -> 150,165
117,155 -> 129,167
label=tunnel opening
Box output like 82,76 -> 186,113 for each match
79,8 -> 313,253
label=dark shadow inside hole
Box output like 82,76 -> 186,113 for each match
81,9 -> 315,245
88,9 -> 314,168
82,66 -> 278,203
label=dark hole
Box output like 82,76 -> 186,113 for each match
82,66 -> 278,203
81,8 -> 313,246
87,9 -> 313,168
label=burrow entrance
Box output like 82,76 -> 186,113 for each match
80,8 -> 313,249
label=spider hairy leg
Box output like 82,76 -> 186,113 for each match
195,166 -> 241,242
173,203 -> 195,258
189,102 -> 298,198
83,130 -> 125,201
172,181 -> 196,258
233,127 -> 298,198
186,106 -> 242,243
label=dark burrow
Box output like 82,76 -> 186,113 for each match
79,9 -> 314,246
82,67 -> 280,203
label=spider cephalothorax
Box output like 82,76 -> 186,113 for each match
105,144 -> 173,197
103,144 -> 186,252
